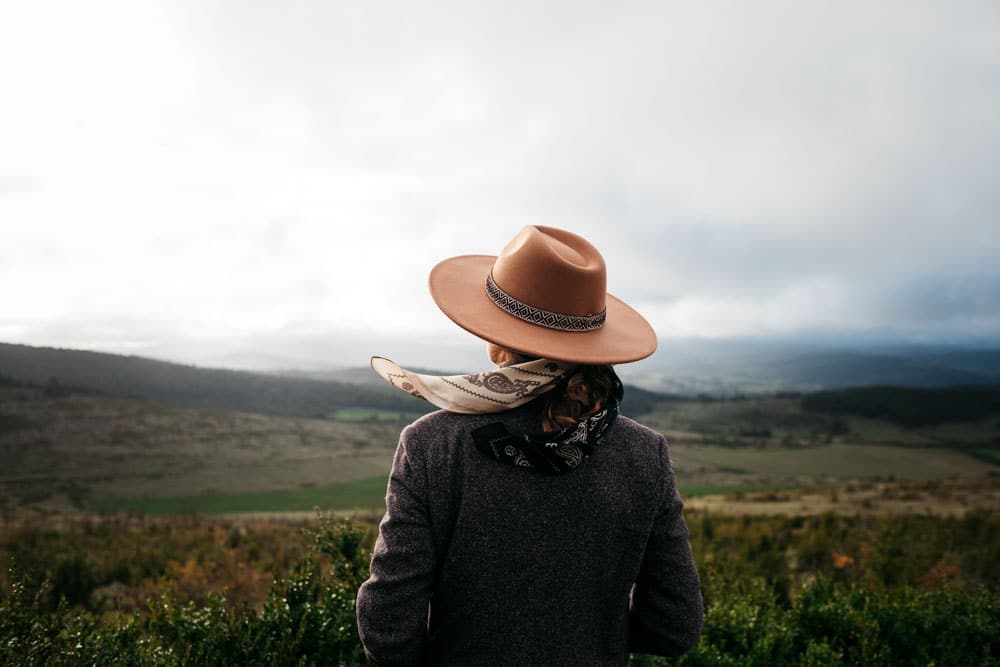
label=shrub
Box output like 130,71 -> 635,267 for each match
0,515 -> 370,666
2,514 -> 997,665
633,575 -> 999,666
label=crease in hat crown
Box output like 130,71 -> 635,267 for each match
490,226 -> 607,318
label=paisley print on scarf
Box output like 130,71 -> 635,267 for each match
371,356 -> 574,414
463,372 -> 542,398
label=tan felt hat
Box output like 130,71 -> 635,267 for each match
428,226 -> 657,364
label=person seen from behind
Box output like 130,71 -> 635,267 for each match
356,226 -> 704,665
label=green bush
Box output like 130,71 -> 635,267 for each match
2,515 -> 998,666
635,576 -> 999,666
0,515 -> 369,666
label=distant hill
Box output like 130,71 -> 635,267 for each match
766,350 -> 998,389
275,366 -> 459,387
627,340 -> 1000,395
802,385 -> 1000,428
0,343 -> 670,419
0,342 -> 423,419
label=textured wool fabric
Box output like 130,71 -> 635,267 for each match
356,404 -> 704,666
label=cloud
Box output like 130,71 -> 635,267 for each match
1,0 -> 998,364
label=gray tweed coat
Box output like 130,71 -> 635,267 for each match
356,403 -> 703,666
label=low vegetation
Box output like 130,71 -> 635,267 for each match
0,514 -> 370,665
1,509 -> 996,665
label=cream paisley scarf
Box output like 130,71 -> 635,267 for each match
370,356 -> 575,414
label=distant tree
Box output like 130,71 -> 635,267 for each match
802,385 -> 1000,427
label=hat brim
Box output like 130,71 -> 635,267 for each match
429,255 -> 658,364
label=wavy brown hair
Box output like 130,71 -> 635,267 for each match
488,344 -> 616,432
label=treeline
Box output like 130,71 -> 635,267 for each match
802,385 -> 1000,427
619,384 -> 668,417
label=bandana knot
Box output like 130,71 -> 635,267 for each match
471,374 -> 623,474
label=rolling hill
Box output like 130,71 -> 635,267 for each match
0,342 -> 669,418
0,342 -> 425,419
626,340 -> 1000,395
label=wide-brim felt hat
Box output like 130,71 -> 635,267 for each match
428,226 -> 657,365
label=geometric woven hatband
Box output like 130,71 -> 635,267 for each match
486,272 -> 606,332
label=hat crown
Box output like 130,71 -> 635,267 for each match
426,224 -> 657,364
491,226 -> 607,317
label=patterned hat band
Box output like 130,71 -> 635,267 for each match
485,273 -> 607,332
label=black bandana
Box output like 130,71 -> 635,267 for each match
472,372 -> 624,473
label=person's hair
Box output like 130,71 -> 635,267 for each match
490,345 -> 616,431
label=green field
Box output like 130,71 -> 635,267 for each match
1,386 -> 998,516
94,478 -> 796,515
90,440 -> 993,516
329,407 -> 424,422
973,448 -> 1000,463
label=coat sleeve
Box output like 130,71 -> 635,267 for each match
628,436 -> 704,657
356,425 -> 436,666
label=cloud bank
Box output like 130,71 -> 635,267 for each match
1,0 -> 998,367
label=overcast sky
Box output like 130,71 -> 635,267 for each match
1,1 -> 998,370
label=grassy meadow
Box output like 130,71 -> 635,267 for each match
2,384 -> 999,515
327,407 -> 425,422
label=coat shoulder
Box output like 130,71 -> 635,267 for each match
606,415 -> 674,483
397,409 -> 490,458
402,409 -> 473,441
614,414 -> 667,444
